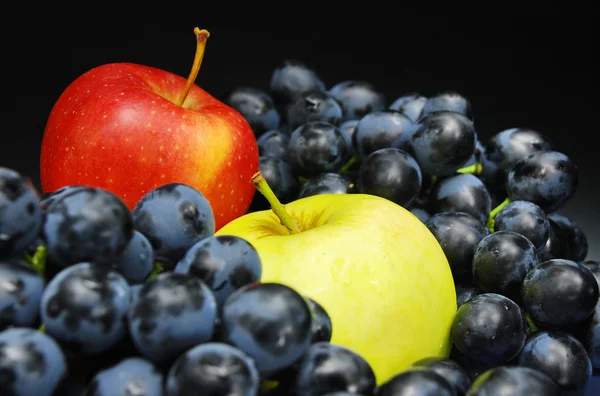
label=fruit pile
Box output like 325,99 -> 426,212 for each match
1,47 -> 598,396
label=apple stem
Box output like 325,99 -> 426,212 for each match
251,172 -> 301,234
176,27 -> 210,107
486,197 -> 511,232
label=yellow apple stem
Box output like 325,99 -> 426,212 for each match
486,197 -> 511,232
176,27 -> 210,107
456,162 -> 483,175
251,172 -> 301,234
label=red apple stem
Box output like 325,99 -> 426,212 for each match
251,172 -> 301,234
176,27 -> 210,107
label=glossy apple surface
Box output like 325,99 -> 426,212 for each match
216,192 -> 457,384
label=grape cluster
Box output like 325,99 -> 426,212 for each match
224,59 -> 599,395
0,57 -> 597,395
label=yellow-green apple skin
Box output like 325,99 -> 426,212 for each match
216,193 -> 457,384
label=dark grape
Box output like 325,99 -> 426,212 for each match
410,207 -> 431,223
307,298 -> 332,343
286,121 -> 350,177
425,211 -> 490,284
292,342 -> 377,396
0,167 -> 43,259
217,282 -> 313,377
576,260 -> 600,369
389,93 -> 427,122
249,156 -> 300,211
328,80 -> 386,121
110,229 -> 154,284
376,366 -> 456,396
286,89 -> 343,130
472,231 -> 540,303
223,86 -> 281,136
427,174 -> 492,225
0,257 -> 45,330
521,258 -> 599,329
506,150 -> 578,213
405,110 -> 476,177
411,356 -> 472,395
42,186 -> 133,267
298,172 -> 355,198
451,293 -> 527,365
456,285 -> 479,309
40,262 -> 130,354
480,127 -> 552,193
174,234 -> 262,306
466,366 -> 560,395
127,272 -> 217,364
166,342 -> 260,396
547,212 -> 588,261
39,184 -> 86,210
353,110 -> 415,160
339,119 -> 359,156
356,147 -> 422,207
269,60 -> 326,106
0,327 -> 67,396
420,91 -> 473,121
85,357 -> 164,396
493,200 -> 550,250
517,330 -> 592,394
132,183 -> 215,269
257,129 -> 290,158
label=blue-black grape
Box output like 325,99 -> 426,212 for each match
42,186 -> 133,267
353,110 -> 415,160
480,127 -> 552,194
339,119 -> 359,156
547,212 -> 588,261
427,174 -> 492,225
0,167 -> 43,259
166,342 -> 260,396
466,366 -> 560,395
376,366 -> 455,396
85,357 -> 164,396
472,231 -> 540,303
506,150 -> 578,214
269,60 -> 325,107
40,262 -> 130,354
292,342 -> 377,396
573,260 -> 600,369
404,110 -> 476,177
217,282 -> 313,377
110,229 -> 154,284
493,200 -> 550,250
257,129 -> 290,159
425,211 -> 490,285
456,285 -> 479,309
420,91 -> 473,121
451,293 -> 527,365
517,330 -> 592,394
132,183 -> 215,269
223,86 -> 281,136
249,157 -> 300,212
328,80 -> 386,122
307,297 -> 332,343
286,121 -> 350,177
410,207 -> 431,223
521,258 -> 599,329
39,184 -> 87,210
411,356 -> 472,395
298,172 -> 355,198
0,327 -> 68,396
127,272 -> 217,364
356,147 -> 422,207
286,89 -> 343,130
388,92 -> 427,123
0,257 -> 45,330
174,234 -> 262,306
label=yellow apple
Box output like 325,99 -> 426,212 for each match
216,173 -> 456,384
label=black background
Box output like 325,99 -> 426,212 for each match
0,7 -> 599,394
0,13 -> 595,248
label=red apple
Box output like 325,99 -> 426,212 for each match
39,28 -> 259,230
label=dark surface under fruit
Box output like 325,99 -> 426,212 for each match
1,59 -> 600,396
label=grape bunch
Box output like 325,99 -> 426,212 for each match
0,57 -> 597,396
223,59 -> 599,395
